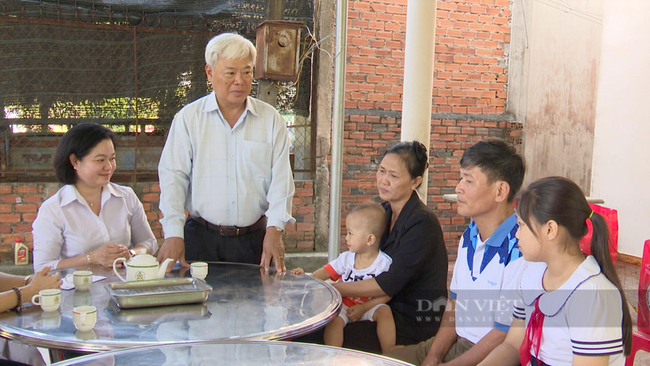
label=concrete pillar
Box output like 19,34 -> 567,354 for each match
328,0 -> 349,262
401,0 -> 437,202
312,1 -> 335,253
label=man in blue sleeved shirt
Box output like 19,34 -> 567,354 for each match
387,139 -> 525,366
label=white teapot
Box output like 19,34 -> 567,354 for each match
113,253 -> 174,282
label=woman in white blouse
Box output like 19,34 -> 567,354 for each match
32,124 -> 158,272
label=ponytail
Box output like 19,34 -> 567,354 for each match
588,212 -> 632,356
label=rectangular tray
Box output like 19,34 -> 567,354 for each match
104,277 -> 212,309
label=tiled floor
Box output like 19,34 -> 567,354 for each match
446,260 -> 650,365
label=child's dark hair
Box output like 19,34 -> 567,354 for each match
349,202 -> 387,243
383,141 -> 429,185
460,139 -> 525,202
516,176 -> 631,355
54,124 -> 117,185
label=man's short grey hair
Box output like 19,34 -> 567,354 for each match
205,33 -> 256,68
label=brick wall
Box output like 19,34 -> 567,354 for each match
337,0 -> 516,260
285,181 -> 315,251
0,0 -> 517,262
0,183 -> 57,264
0,182 -> 316,263
345,0 -> 511,113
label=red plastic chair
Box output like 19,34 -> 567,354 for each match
626,239 -> 650,366
579,204 -> 619,264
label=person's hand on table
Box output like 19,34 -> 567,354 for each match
23,266 -> 62,301
290,267 -> 305,275
346,304 -> 366,322
260,227 -> 286,273
90,243 -> 130,268
157,237 -> 188,273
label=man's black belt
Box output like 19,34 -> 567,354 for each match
191,216 -> 266,237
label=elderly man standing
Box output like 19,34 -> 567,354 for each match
157,33 -> 295,272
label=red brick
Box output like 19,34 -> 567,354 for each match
294,189 -> 312,197
0,195 -> 20,204
23,195 -> 43,203
22,214 -> 36,222
16,185 -> 37,193
0,214 -> 21,223
296,223 -> 314,232
353,1 -> 370,11
14,224 -> 33,233
386,5 -> 402,14
0,186 -> 12,194
141,193 -> 159,203
15,204 -> 37,213
1,234 -> 23,244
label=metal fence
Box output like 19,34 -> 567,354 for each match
0,0 -> 314,182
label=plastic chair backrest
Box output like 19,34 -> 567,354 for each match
578,203 -> 619,264
637,239 -> 650,335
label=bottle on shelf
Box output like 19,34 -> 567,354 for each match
14,238 -> 29,266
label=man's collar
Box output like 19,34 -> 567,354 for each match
469,213 -> 517,247
202,92 -> 258,118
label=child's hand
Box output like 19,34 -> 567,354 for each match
346,304 -> 366,322
290,267 -> 305,275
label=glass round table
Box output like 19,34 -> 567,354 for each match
0,262 -> 341,357
52,340 -> 413,366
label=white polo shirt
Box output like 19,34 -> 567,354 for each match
513,256 -> 624,366
324,250 -> 393,307
449,214 -> 523,344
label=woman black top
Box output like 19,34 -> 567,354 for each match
331,141 -> 448,351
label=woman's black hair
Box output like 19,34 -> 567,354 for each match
383,141 -> 429,184
54,124 -> 117,184
516,176 -> 631,355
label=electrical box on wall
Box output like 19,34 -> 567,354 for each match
255,20 -> 303,81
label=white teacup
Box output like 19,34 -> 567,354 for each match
73,305 -> 97,332
190,262 -> 208,280
31,289 -> 62,312
65,270 -> 93,291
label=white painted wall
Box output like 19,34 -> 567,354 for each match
591,0 -> 650,257
509,0 -> 604,191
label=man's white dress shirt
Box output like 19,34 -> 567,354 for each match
158,93 -> 295,239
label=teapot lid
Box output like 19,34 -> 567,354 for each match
129,253 -> 158,266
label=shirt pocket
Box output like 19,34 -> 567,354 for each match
241,140 -> 272,180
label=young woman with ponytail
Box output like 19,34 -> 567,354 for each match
479,176 -> 631,366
